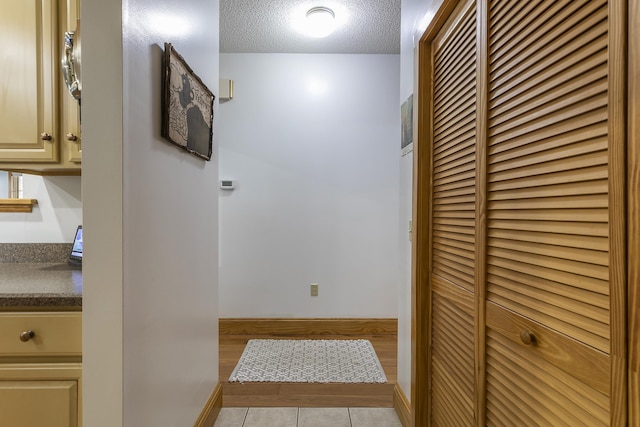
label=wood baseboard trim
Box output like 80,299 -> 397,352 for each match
219,318 -> 398,336
393,383 -> 411,427
194,382 -> 222,427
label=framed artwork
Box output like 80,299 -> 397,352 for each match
161,43 -> 214,160
401,94 -> 413,156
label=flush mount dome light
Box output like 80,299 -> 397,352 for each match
306,6 -> 336,38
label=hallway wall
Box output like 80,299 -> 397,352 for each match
218,53 -> 400,318
398,0 -> 445,402
82,0 -> 220,425
0,175 -> 81,243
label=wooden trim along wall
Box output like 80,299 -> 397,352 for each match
219,318 -> 398,336
193,383 -> 222,427
393,383 -> 411,427
473,1 -> 489,425
411,28 -> 432,427
609,1 -> 629,424
629,0 -> 639,423
0,199 -> 38,213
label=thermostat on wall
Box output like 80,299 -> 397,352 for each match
220,180 -> 235,190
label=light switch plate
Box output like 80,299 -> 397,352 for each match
310,283 -> 319,297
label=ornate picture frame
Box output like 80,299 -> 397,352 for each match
401,94 -> 413,156
161,43 -> 214,161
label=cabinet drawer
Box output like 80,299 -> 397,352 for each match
0,313 -> 81,357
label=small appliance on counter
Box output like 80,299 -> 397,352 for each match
68,225 -> 82,267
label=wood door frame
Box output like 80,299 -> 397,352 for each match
628,0 -> 639,423
412,0 -> 638,425
610,1 -> 629,424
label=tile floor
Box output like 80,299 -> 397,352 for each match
214,407 -> 402,427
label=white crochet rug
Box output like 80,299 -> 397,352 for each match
228,339 -> 387,383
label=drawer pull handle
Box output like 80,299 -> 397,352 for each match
520,329 -> 536,345
19,331 -> 35,342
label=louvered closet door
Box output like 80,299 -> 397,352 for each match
429,0 -> 477,425
484,0 -> 624,424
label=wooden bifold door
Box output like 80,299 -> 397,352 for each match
416,0 -> 629,425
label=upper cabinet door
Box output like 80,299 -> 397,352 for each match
61,0 -> 81,163
0,0 -> 59,162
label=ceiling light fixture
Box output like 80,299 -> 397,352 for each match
305,6 -> 336,38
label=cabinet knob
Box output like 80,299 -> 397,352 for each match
66,133 -> 78,141
520,329 -> 536,346
40,133 -> 52,141
19,330 -> 35,342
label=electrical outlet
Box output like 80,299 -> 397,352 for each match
310,283 -> 319,297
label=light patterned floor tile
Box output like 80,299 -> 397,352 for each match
243,407 -> 298,427
349,408 -> 402,427
298,407 -> 351,427
214,407 -> 248,427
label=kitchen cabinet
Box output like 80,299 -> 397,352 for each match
0,311 -> 82,427
0,0 -> 81,174
60,0 -> 81,164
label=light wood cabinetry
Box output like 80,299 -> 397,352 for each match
0,312 -> 82,427
416,0 -> 630,425
59,0 -> 81,164
0,364 -> 81,427
0,0 -> 81,174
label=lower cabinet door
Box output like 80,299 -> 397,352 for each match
0,364 -> 81,427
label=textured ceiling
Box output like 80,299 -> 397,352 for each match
220,0 -> 401,54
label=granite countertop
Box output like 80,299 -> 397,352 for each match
0,244 -> 82,308
0,263 -> 82,308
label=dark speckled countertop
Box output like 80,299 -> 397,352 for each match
0,244 -> 82,308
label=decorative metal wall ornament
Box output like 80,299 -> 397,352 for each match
401,94 -> 413,155
62,21 -> 81,100
161,43 -> 214,161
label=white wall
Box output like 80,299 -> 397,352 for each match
82,0 -> 123,424
397,0 -> 444,403
0,175 -> 82,243
219,53 -> 399,318
83,0 -> 219,425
